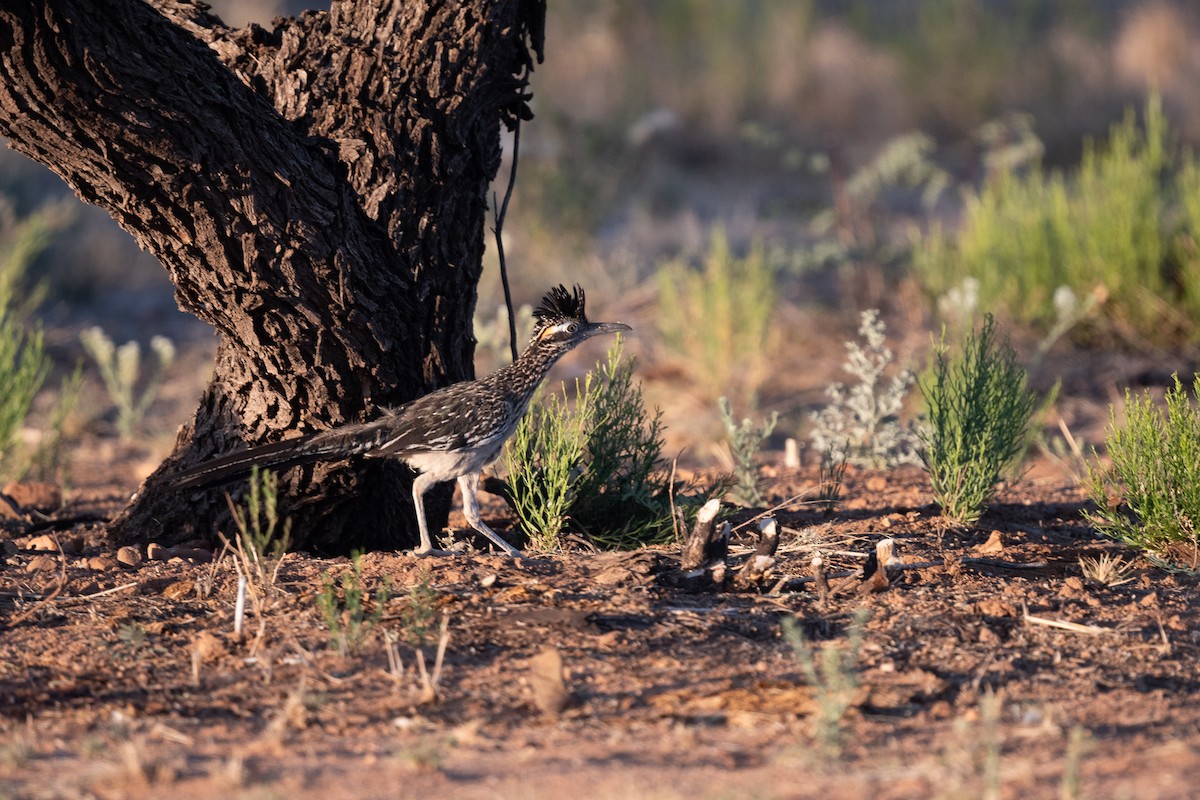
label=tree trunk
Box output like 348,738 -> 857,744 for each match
0,0 -> 545,552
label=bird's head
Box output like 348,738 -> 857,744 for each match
529,284 -> 631,349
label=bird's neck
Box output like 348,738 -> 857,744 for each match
482,341 -> 567,405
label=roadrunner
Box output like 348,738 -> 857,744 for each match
172,285 -> 630,557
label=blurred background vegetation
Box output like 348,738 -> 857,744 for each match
5,0 -> 1200,476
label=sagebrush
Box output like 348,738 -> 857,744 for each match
919,315 -> 1036,526
810,309 -> 920,470
503,339 -> 674,551
1086,374 -> 1200,566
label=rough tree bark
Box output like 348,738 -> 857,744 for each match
0,0 -> 544,552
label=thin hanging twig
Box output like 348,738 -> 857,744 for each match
491,68 -> 527,363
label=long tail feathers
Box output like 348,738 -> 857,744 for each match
171,433 -> 339,491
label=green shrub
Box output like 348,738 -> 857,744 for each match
657,228 -> 777,407
1086,375 -> 1200,565
502,339 -> 674,551
915,95 -> 1200,344
919,315 -> 1036,525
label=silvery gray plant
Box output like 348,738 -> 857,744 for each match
810,310 -> 920,469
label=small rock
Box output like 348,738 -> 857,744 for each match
975,599 -> 1016,618
59,536 -> 84,555
162,580 -> 195,600
147,542 -> 169,561
529,647 -> 570,717
976,530 -> 1005,554
1,540 -> 17,556
1063,576 -> 1085,592
2,481 -> 62,513
1139,591 -> 1159,607
88,555 -> 119,571
116,546 -> 143,569
171,547 -> 213,564
978,625 -> 1002,645
25,554 -> 57,573
27,534 -> 60,552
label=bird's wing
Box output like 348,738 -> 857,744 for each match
363,385 -> 512,456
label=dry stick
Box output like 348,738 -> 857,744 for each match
733,516 -> 779,590
1022,604 -> 1125,636
234,575 -> 247,639
491,74 -> 525,363
731,491 -> 815,534
681,497 -> 722,573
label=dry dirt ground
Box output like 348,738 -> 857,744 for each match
3,459 -> 1200,800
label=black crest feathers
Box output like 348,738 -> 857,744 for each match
533,284 -> 587,325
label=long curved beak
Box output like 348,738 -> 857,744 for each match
584,321 -> 633,340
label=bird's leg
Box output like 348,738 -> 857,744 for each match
457,472 -> 522,558
410,472 -> 449,556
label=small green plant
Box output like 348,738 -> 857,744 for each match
1086,375 -> 1200,566
782,608 -> 869,758
79,326 -> 175,439
717,397 -> 777,507
224,466 -> 292,614
503,339 -> 674,550
400,568 -> 439,647
317,551 -> 391,657
657,228 -> 777,407
810,309 -> 920,470
0,315 -> 49,474
1077,552 -> 1136,588
919,315 -> 1036,526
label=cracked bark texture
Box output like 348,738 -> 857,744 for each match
0,0 -> 545,552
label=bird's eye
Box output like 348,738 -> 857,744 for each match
566,322 -> 578,334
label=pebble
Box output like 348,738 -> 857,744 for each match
26,535 -> 83,554
116,546 -> 144,568
27,535 -> 60,552
88,555 -> 119,571
147,542 -> 168,561
25,554 -> 57,573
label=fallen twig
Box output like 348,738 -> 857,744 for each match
1022,604 -> 1126,636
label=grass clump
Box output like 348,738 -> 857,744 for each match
80,326 -> 175,440
223,466 -> 292,614
1086,375 -> 1200,567
717,397 -> 777,507
916,95 -> 1200,345
317,551 -> 391,657
0,316 -> 49,473
657,228 -> 777,407
502,339 -> 674,551
919,314 -> 1036,526
810,309 -> 920,470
